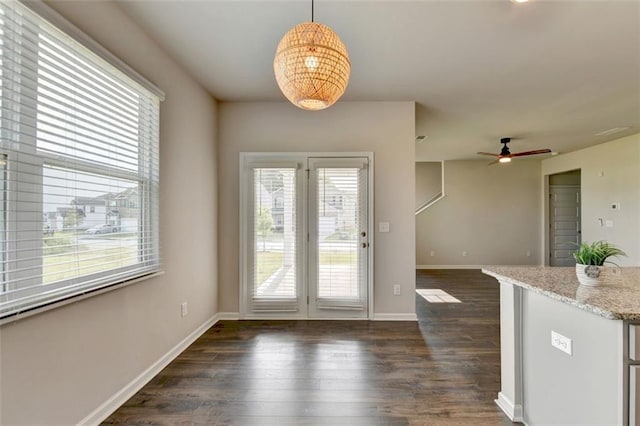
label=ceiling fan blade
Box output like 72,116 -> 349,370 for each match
477,152 -> 500,157
510,149 -> 552,158
487,159 -> 500,165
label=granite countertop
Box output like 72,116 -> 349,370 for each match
482,266 -> 640,320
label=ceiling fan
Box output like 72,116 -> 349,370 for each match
477,137 -> 552,165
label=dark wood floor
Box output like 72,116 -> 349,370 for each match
104,270 -> 514,425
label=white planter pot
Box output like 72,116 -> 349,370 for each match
575,263 -> 605,287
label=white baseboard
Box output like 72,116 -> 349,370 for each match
495,392 -> 524,423
373,313 -> 418,321
78,313 -> 219,426
417,265 -> 483,270
217,311 -> 240,320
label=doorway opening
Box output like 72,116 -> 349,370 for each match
547,169 -> 581,266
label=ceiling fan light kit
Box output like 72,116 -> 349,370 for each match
477,137 -> 552,165
273,0 -> 350,111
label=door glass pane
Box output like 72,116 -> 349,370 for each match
316,168 -> 360,298
253,168 -> 296,298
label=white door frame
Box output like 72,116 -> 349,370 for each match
238,152 -> 375,320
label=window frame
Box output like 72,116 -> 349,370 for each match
0,0 -> 164,324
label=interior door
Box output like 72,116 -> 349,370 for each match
549,185 -> 581,266
308,158 -> 369,318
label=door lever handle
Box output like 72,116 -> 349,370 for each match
361,242 -> 369,248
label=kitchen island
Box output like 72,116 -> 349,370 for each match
482,266 -> 640,425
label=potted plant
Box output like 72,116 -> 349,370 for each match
572,241 -> 626,286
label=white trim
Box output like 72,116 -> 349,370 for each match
78,314 -> 218,426
373,313 -> 418,321
241,316 -> 371,321
20,0 -> 165,100
415,193 -> 445,216
216,312 -> 241,320
495,392 -> 524,422
367,155 -> 375,320
416,265 -> 484,270
240,152 -> 375,158
1,272 -> 164,326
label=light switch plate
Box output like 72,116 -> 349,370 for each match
605,220 -> 614,228
551,330 -> 572,355
379,222 -> 390,233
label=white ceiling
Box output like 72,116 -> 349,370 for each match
116,0 -> 640,161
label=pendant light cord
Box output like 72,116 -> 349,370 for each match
311,0 -> 314,22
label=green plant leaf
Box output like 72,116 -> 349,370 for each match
572,240 -> 626,265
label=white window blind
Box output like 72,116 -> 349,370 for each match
0,1 -> 162,320
312,161 -> 367,311
248,167 -> 298,313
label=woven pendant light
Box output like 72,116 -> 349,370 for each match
273,4 -> 350,111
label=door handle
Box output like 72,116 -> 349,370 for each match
361,242 -> 369,248
361,231 -> 366,237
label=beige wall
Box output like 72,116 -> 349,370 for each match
542,133 -> 640,265
415,161 -> 442,210
549,169 -> 581,185
218,101 -> 416,316
416,160 -> 542,266
0,2 -> 218,424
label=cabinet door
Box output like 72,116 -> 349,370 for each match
630,325 -> 640,361
631,365 -> 640,426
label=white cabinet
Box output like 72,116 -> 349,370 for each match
631,325 -> 640,425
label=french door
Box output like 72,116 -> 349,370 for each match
240,154 -> 371,319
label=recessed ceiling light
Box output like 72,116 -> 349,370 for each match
595,127 -> 630,137
511,0 -> 529,3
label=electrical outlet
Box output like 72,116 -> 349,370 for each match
393,285 -> 401,296
181,302 -> 188,317
551,331 -> 572,355
526,250 -> 531,257
462,251 -> 468,257
430,250 -> 436,257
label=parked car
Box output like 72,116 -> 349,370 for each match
85,224 -> 119,234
